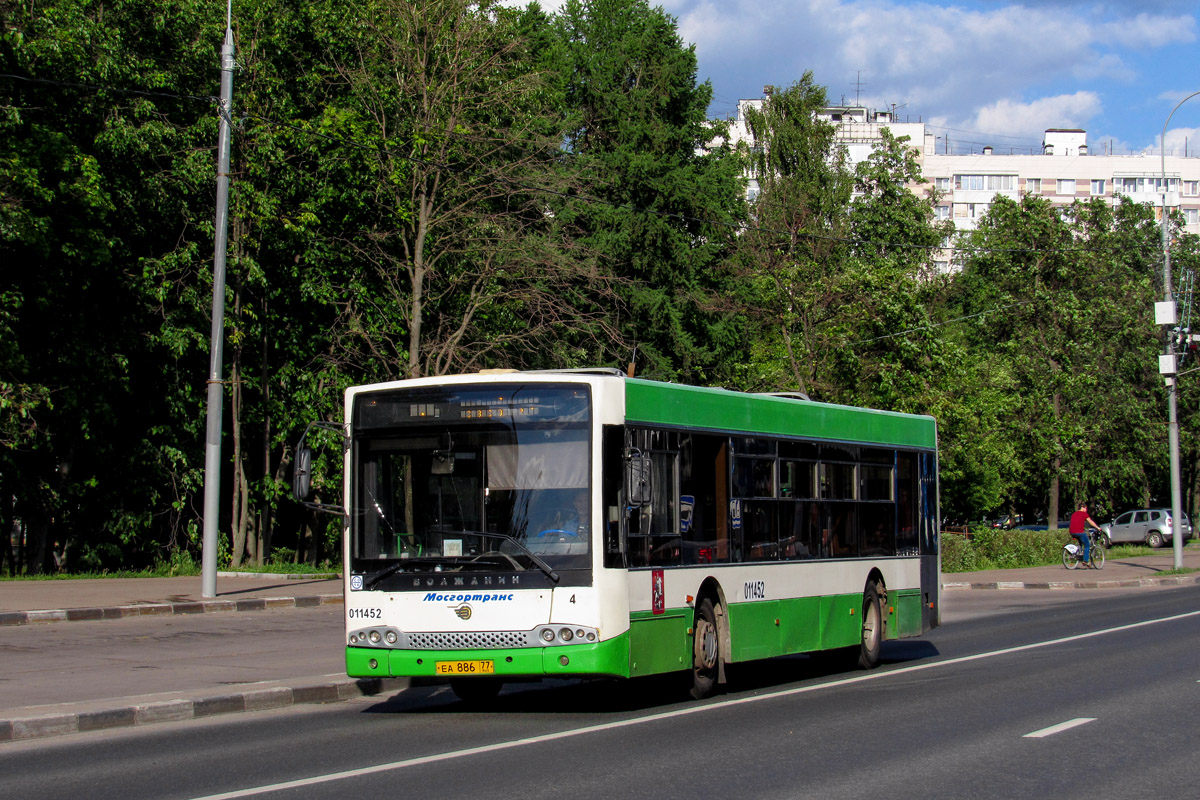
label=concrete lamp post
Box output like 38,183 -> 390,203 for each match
1160,89 -> 1200,571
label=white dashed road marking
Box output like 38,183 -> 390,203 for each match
1023,718 -> 1097,738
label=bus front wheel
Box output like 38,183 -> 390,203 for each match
857,582 -> 883,669
690,598 -> 721,699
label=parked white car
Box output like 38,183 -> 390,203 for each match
1101,509 -> 1192,548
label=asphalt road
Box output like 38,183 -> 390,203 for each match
3,584 -> 1198,800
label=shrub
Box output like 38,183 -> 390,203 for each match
941,528 -> 1070,572
940,532 -> 976,572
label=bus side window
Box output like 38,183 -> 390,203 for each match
897,452 -> 918,555
624,428 -> 681,567
679,433 -> 725,565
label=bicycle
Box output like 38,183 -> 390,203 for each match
1062,529 -> 1105,570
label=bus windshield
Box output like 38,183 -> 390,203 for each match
349,384 -> 592,589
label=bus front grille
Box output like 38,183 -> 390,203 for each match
407,631 -> 532,649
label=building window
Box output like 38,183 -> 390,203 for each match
1090,179 -> 1106,195
1185,181 -> 1199,196
954,174 -> 1015,191
746,178 -> 761,203
967,203 -> 988,219
935,205 -> 951,220
1057,179 -> 1076,195
1026,178 -> 1042,194
1117,177 -> 1180,194
935,177 -> 951,192
1186,208 -> 1200,226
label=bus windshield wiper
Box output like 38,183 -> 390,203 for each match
447,529 -> 560,584
364,557 -> 457,589
363,534 -> 559,587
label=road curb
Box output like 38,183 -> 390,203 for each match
217,571 -> 341,580
942,573 -> 1200,590
0,676 -> 409,743
0,593 -> 344,627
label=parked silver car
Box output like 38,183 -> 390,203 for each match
1101,508 -> 1192,548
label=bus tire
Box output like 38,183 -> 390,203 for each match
450,677 -> 502,704
690,598 -> 721,699
857,582 -> 883,670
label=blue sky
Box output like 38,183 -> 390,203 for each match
521,0 -> 1200,156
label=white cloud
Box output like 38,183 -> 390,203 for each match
1164,126 -> 1200,156
666,0 -> 1196,147
963,92 -> 1103,139
499,0 -> 1197,148
1098,12 -> 1197,46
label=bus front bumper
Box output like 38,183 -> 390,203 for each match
346,632 -> 631,680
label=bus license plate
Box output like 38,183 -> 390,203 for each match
435,660 -> 495,675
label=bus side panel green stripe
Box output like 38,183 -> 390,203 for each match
779,597 -> 822,654
726,601 -> 778,661
820,593 -> 863,650
895,589 -> 923,638
624,380 -> 936,449
628,610 -> 692,676
725,595 -> 864,662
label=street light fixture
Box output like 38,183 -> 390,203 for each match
1159,89 -> 1200,571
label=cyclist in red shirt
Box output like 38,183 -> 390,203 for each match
1069,502 -> 1103,567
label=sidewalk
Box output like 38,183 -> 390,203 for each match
942,547 -> 1200,590
0,572 -> 344,625
0,573 -> 384,744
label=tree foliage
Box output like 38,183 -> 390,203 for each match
551,0 -> 746,380
0,0 -> 1196,572
945,195 -> 1165,521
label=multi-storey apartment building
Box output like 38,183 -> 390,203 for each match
720,94 -> 1200,270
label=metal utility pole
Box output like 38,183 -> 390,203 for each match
1160,90 -> 1200,571
201,7 -> 236,598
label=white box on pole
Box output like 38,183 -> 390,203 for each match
1155,301 -> 1177,325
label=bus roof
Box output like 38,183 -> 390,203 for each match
624,378 -> 936,450
344,371 -> 937,450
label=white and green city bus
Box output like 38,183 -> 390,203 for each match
294,369 -> 940,702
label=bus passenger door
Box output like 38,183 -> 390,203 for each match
919,451 -> 940,630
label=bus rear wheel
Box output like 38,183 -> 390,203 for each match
690,598 -> 721,699
857,582 -> 883,669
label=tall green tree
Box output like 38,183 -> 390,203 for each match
552,0 -> 745,380
946,195 -> 1164,522
1,0 -> 222,571
307,0 -> 615,384
836,128 -> 954,412
729,74 -> 852,396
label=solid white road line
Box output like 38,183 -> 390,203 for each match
1023,718 -> 1097,738
189,607 -> 1200,800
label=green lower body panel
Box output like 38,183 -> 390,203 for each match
723,592 -> 865,661
346,631 -> 631,680
727,600 -> 783,661
819,593 -> 863,651
894,589 -> 923,638
628,610 -> 692,676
